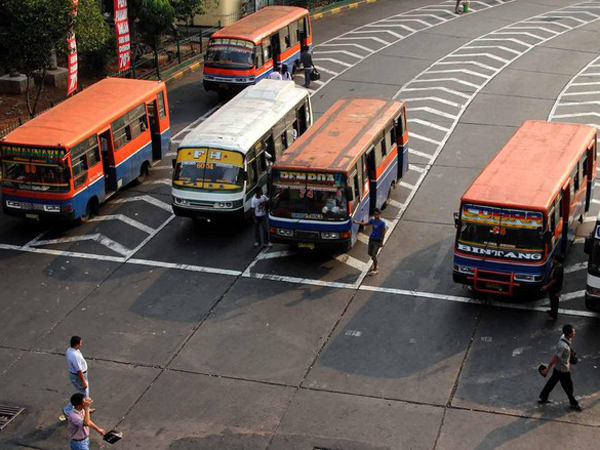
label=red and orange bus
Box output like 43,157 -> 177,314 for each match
203,6 -> 312,94
269,98 -> 409,250
1,78 -> 170,221
453,120 -> 597,295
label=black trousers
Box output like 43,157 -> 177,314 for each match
539,369 -> 578,406
549,291 -> 560,318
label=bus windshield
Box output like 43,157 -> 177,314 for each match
206,39 -> 255,69
173,148 -> 244,191
1,144 -> 70,193
271,170 -> 348,221
457,204 -> 545,261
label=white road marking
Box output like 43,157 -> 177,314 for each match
31,234 -> 132,257
408,148 -> 434,161
565,261 -> 588,274
357,233 -> 370,245
88,214 -> 156,235
334,253 -> 369,272
128,257 -> 241,277
387,199 -> 405,209
112,195 -> 171,212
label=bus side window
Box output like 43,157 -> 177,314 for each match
289,21 -> 299,47
385,126 -> 393,150
279,28 -> 290,52
304,17 -> 310,38
573,167 -> 579,192
246,149 -> 258,189
581,154 -> 587,181
352,174 -> 360,210
263,43 -> 272,62
375,138 -> 385,162
72,154 -> 88,189
157,91 -> 166,118
255,43 -> 264,69
254,141 -> 267,174
550,208 -> 555,232
264,135 -> 275,162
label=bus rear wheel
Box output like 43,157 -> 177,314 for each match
79,197 -> 99,223
137,162 -> 150,184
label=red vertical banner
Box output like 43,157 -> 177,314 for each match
114,0 -> 131,71
67,33 -> 78,95
67,0 -> 79,95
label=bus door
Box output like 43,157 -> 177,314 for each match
585,140 -> 596,211
561,180 -> 571,255
364,147 -> 377,212
146,100 -> 162,161
394,117 -> 403,181
99,128 -> 117,194
270,34 -> 281,67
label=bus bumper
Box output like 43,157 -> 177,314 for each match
270,228 -> 352,249
453,270 -> 544,296
3,205 -> 76,221
172,204 -> 245,221
203,79 -> 253,94
585,288 -> 600,309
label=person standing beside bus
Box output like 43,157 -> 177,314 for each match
281,64 -> 293,81
301,47 -> 313,88
353,208 -> 387,275
268,66 -> 282,80
252,187 -> 271,248
455,0 -> 462,13
542,255 -> 564,320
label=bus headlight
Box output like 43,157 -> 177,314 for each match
6,200 -> 21,209
321,232 -> 340,240
514,274 -> 544,282
453,264 -> 474,275
277,228 -> 294,237
214,202 -> 233,209
43,204 -> 61,213
173,197 -> 188,206
587,286 -> 600,296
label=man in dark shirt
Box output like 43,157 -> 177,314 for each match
542,255 -> 564,320
353,208 -> 387,276
301,47 -> 313,88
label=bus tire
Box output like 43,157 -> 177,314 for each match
137,161 -> 150,184
79,197 -> 99,223
382,182 -> 394,209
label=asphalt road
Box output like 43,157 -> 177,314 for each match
3,0 -> 600,448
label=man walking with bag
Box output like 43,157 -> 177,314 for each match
539,324 -> 582,411
301,47 -> 313,88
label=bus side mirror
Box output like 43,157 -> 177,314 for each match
585,236 -> 593,254
453,212 -> 459,228
345,186 -> 354,201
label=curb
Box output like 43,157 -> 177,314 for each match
161,55 -> 204,85
311,0 -> 377,20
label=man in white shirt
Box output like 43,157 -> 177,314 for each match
64,336 -> 91,416
268,66 -> 282,80
251,187 -> 271,248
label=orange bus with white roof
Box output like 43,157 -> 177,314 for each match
0,78 -> 170,221
203,6 -> 312,94
269,98 -> 409,250
453,120 -> 597,295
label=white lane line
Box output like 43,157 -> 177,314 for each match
565,261 -> 588,274
336,36 -> 390,45
399,181 -> 415,189
405,96 -> 461,107
0,243 -> 126,263
411,77 -> 480,89
127,257 -> 241,277
357,233 -> 370,245
427,68 -> 490,79
144,179 -> 171,186
436,60 -> 499,71
313,58 -> 353,68
334,253 -> 370,272
317,66 -> 340,76
562,290 -> 586,301
22,231 -> 47,249
31,234 -> 132,257
349,29 -> 404,39
445,52 -> 509,64
387,199 -> 405,209
408,118 -> 450,132
309,0 -> 515,96
408,164 -> 427,174
112,195 -> 172,212
126,215 -> 175,260
408,148 -> 435,161
150,166 -> 172,171
313,50 -> 362,59
410,132 -> 442,145
402,86 -> 471,99
88,214 -> 156,235
409,106 -> 458,120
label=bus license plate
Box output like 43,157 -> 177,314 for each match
485,282 -> 502,291
218,83 -> 228,90
25,213 -> 39,220
298,243 -> 315,250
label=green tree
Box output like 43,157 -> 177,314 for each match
172,0 -> 217,28
131,0 -> 175,53
0,0 -> 73,116
76,0 -> 111,54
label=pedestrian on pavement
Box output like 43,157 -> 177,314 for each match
67,394 -> 105,450
542,254 -> 564,320
252,187 -> 271,248
353,208 -> 387,276
455,0 -> 462,13
281,63 -> 293,81
64,336 -> 91,417
539,324 -> 582,411
301,47 -> 313,88
268,65 -> 282,80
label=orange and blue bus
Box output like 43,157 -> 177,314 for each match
0,78 -> 170,221
453,120 -> 597,295
269,98 -> 409,250
203,6 -> 312,94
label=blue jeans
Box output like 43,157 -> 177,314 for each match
64,372 -> 89,416
304,68 -> 312,87
70,437 -> 90,450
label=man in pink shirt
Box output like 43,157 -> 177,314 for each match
67,394 -> 105,450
